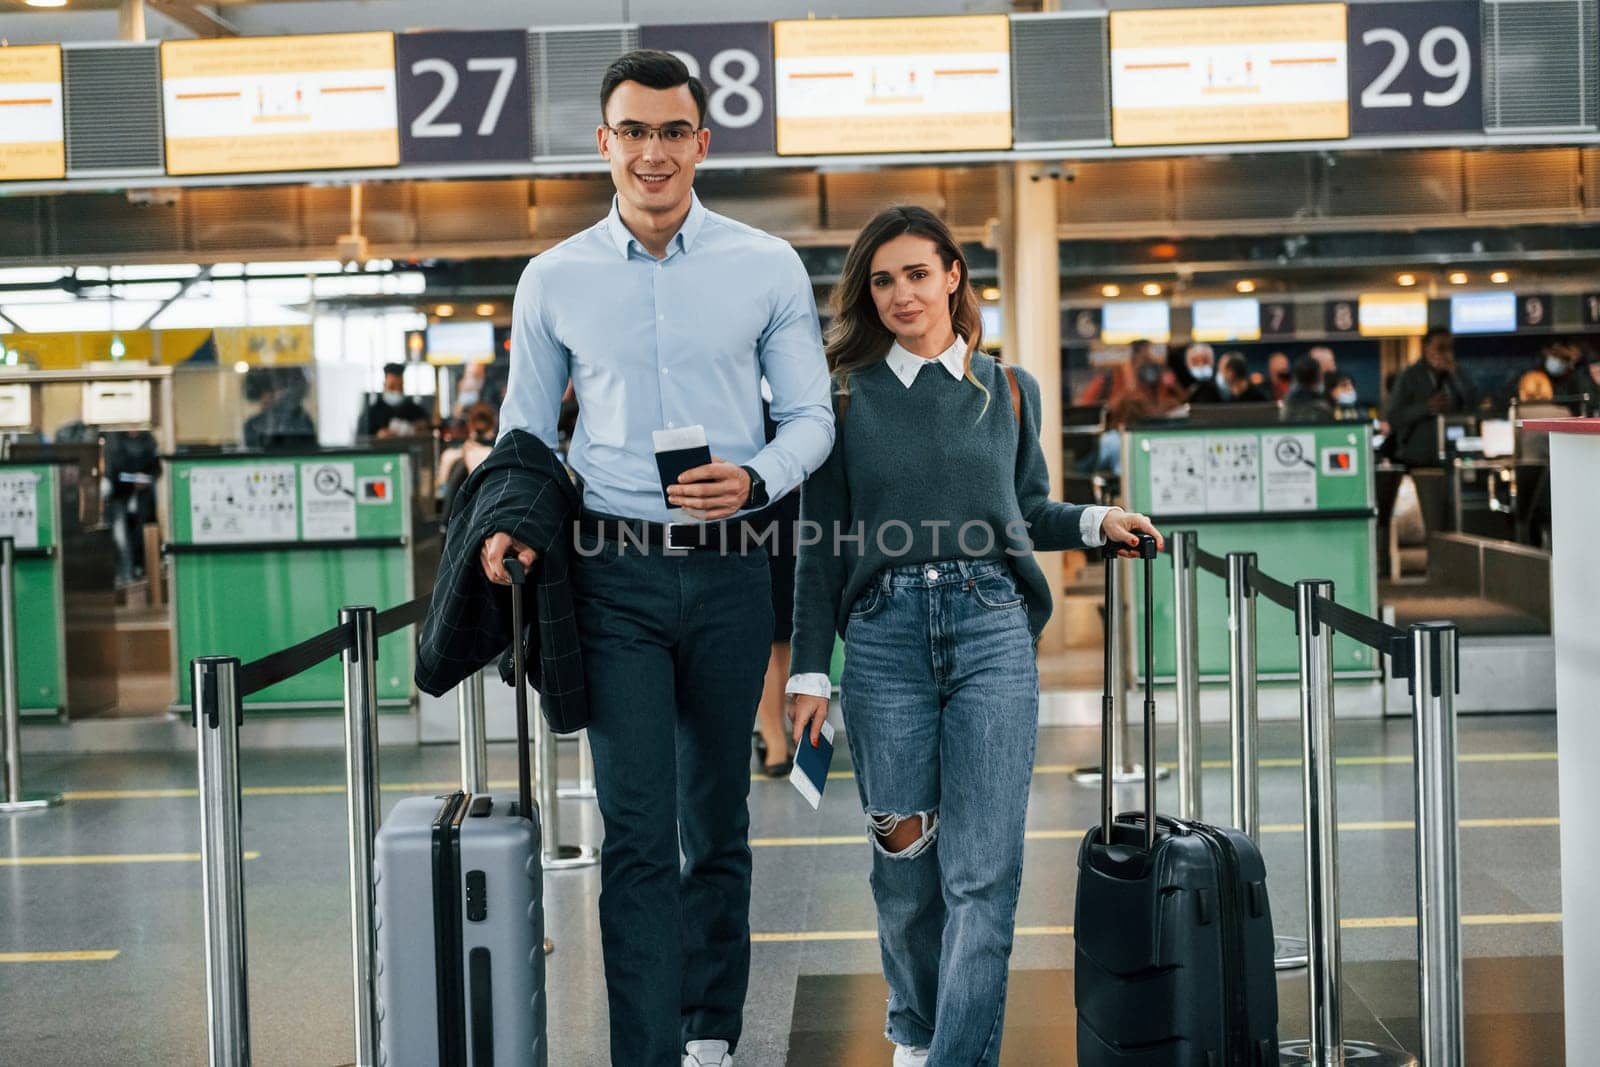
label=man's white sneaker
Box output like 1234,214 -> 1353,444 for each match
683,1038 -> 733,1067
893,1044 -> 930,1067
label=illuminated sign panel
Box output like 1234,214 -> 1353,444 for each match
1358,292 -> 1428,336
1191,298 -> 1263,342
1102,301 -> 1172,344
1450,291 -> 1516,334
0,46 -> 65,182
773,15 -> 1011,156
1110,4 -> 1350,147
162,33 -> 400,176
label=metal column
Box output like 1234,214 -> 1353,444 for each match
193,656 -> 251,1067
534,704 -> 597,871
1171,531 -> 1202,820
1411,623 -> 1464,1067
457,667 -> 488,795
0,537 -> 61,814
340,607 -> 381,1067
1281,581 -> 1413,1067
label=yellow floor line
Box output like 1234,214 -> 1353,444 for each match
0,950 -> 120,963
0,851 -> 261,867
754,913 -> 1561,943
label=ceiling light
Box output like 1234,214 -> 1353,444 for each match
475,303 -> 495,317
1101,284 -> 1121,299
1490,271 -> 1510,284
980,287 -> 1001,302
1396,273 -> 1417,287
1235,280 -> 1256,294
233,361 -> 250,375
1448,272 -> 1468,285
25,0 -> 69,8
1142,283 -> 1161,297
435,304 -> 455,317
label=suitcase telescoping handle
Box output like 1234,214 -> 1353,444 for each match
1099,533 -> 1161,851
504,557 -> 535,824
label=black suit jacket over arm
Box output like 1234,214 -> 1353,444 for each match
415,429 -> 588,732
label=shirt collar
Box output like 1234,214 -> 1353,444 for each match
885,336 -> 968,388
604,191 -> 706,260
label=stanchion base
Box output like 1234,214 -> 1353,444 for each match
556,785 -> 597,800
1278,1039 -> 1417,1065
1273,935 -> 1309,971
542,843 -> 599,871
1069,764 -> 1172,786
0,792 -> 63,814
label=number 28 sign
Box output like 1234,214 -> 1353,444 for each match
639,22 -> 776,156
1348,1 -> 1482,136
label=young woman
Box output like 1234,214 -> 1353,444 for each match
787,206 -> 1161,1067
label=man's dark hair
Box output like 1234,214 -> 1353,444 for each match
1219,352 -> 1249,381
1422,327 -> 1452,348
1292,353 -> 1323,391
600,50 -> 707,126
382,362 -> 405,379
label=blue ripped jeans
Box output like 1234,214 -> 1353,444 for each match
840,558 -> 1041,1066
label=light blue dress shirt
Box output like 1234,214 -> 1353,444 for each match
498,192 -> 835,523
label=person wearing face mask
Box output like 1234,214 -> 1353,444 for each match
1535,338 -> 1600,412
1329,373 -> 1362,418
438,403 -> 499,520
1184,342 -> 1223,403
361,362 -> 432,438
789,206 -> 1162,1067
1218,351 -> 1271,402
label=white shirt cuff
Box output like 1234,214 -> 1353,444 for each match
785,673 -> 833,698
1080,505 -> 1121,548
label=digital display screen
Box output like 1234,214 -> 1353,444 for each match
425,322 -> 495,365
1191,298 -> 1262,342
1102,301 -> 1172,344
1358,292 -> 1428,337
1450,291 -> 1517,334
772,15 -> 1011,156
161,32 -> 400,176
1110,4 -> 1349,147
0,45 -> 65,182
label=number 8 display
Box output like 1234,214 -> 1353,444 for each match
671,48 -> 764,130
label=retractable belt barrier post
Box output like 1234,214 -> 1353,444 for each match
1410,622 -> 1464,1067
192,656 -> 251,1067
457,668 -> 488,795
557,733 -> 597,800
1170,531 -> 1202,820
534,701 -> 598,871
339,606 -> 382,1067
0,536 -> 61,814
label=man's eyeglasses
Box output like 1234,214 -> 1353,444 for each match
605,122 -> 701,148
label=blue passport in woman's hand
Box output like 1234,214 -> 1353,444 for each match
790,720 -> 834,810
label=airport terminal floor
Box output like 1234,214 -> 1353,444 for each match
0,718 -> 1565,1065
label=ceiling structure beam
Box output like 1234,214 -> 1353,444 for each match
145,0 -> 237,37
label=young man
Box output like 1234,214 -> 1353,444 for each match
1385,327 -> 1476,467
481,51 -> 834,1067
360,362 -> 431,438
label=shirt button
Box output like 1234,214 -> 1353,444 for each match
658,314 -> 665,321
661,367 -> 669,376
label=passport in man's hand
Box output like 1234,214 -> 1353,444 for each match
652,425 -> 713,508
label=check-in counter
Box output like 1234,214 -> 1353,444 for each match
0,461 -> 66,719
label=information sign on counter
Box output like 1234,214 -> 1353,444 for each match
1205,436 -> 1262,512
301,462 -> 357,541
0,471 -> 40,550
396,30 -> 530,165
188,464 -> 298,544
1110,3 -> 1350,147
1148,438 -> 1207,514
1262,432 -> 1319,510
1148,435 -> 1262,515
773,15 -> 1012,155
161,33 -> 400,176
1358,291 -> 1428,336
0,45 -> 65,182
641,22 -> 776,155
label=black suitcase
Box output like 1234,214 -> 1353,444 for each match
1074,534 -> 1279,1066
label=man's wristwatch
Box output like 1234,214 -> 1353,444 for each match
740,466 -> 769,509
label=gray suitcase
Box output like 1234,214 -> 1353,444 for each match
375,558 -> 547,1066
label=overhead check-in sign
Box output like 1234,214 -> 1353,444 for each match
0,45 -> 65,182
396,30 -> 531,164
640,22 -> 776,155
1347,0 -> 1481,136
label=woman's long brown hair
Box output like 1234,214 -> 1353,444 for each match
825,205 -> 989,413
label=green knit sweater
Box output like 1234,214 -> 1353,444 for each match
789,353 -> 1089,677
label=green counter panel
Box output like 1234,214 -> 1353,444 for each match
1126,423 -> 1378,680
168,453 -> 413,711
4,464 -> 64,716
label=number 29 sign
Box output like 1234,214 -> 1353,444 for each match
1348,1 -> 1482,136
639,22 -> 776,156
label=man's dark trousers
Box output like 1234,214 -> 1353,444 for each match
571,531 -> 775,1066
